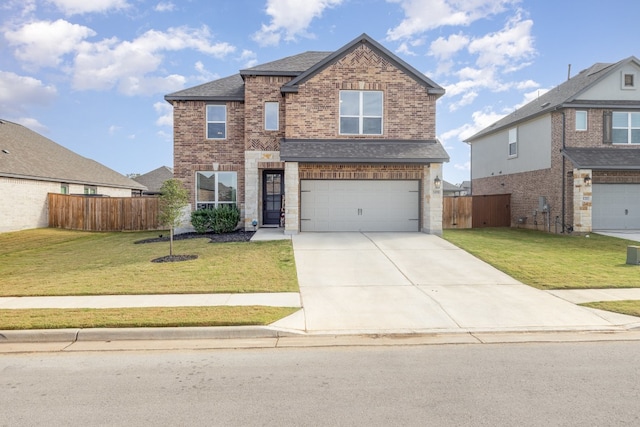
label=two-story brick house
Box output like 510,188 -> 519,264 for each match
165,34 -> 449,234
466,56 -> 640,233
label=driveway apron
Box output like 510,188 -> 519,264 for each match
286,232 -> 630,334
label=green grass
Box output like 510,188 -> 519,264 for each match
0,229 -> 298,296
581,301 -> 640,317
0,306 -> 299,330
442,228 -> 640,290
0,228 -> 300,329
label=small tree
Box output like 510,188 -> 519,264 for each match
158,179 -> 189,257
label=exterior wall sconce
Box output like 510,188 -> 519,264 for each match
434,175 -> 441,190
584,175 -> 592,186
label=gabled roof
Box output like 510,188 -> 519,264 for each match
165,33 -> 445,102
280,139 -> 449,163
562,147 -> 640,170
281,33 -> 445,96
133,166 -> 173,193
0,119 -> 146,190
240,51 -> 332,77
165,74 -> 245,101
466,56 -> 640,142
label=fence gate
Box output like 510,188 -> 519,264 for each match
472,194 -> 511,228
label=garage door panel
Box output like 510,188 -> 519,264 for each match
301,180 -> 420,232
592,184 -> 640,230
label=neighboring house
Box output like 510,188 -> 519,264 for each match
0,119 -> 147,233
133,166 -> 173,195
442,180 -> 465,197
165,33 -> 449,234
466,56 -> 640,232
460,180 -> 472,195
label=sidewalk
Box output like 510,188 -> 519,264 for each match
2,228 -> 640,348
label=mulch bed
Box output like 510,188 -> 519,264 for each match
135,230 -> 255,245
151,254 -> 199,263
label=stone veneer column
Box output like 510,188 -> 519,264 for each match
572,168 -> 593,233
284,162 -> 299,235
422,163 -> 443,236
244,151 -> 280,230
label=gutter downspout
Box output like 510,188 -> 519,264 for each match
561,111 -> 566,233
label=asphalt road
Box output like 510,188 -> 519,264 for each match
2,341 -> 640,426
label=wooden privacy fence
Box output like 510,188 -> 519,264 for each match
48,193 -> 161,231
443,194 -> 511,229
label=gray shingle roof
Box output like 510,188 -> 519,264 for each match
280,139 -> 449,163
165,74 -> 245,101
0,119 -> 146,190
282,34 -> 445,96
562,147 -> 640,170
466,56 -> 640,142
133,166 -> 173,193
240,51 -> 332,76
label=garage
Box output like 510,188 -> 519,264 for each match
592,184 -> 640,230
300,180 -> 420,232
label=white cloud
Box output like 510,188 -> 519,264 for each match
428,32 -> 469,60
13,117 -> 48,133
454,161 -> 470,171
386,0 -> 517,41
4,19 -> 96,68
468,13 -> 535,71
154,101 -> 173,127
154,2 -> 175,12
108,125 -> 121,135
440,108 -> 507,143
71,26 -> 233,95
252,0 -> 343,46
46,0 -> 129,15
0,71 -> 57,116
238,49 -> 258,68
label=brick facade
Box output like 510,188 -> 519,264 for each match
285,45 -> 437,140
169,36 -> 446,234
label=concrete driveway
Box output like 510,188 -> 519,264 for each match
272,232 -> 639,334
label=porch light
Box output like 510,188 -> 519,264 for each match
584,175 -> 592,186
434,175 -> 442,190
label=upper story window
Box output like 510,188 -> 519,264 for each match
84,185 -> 97,195
61,183 -> 69,194
196,171 -> 237,210
576,111 -> 587,131
265,102 -> 279,131
339,90 -> 383,135
206,105 -> 226,139
612,112 -> 640,144
508,127 -> 518,157
622,72 -> 636,90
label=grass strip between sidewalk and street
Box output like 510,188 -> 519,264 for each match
0,306 -> 300,330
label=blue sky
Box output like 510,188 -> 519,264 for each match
1,0 -> 639,185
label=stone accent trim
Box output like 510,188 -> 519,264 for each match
298,163 -> 423,180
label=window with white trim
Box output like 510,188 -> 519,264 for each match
196,171 -> 237,209
61,183 -> 69,194
84,186 -> 97,195
612,112 -> 640,144
622,72 -> 636,89
206,105 -> 226,139
508,127 -> 518,157
339,90 -> 383,135
265,102 -> 279,131
576,111 -> 587,131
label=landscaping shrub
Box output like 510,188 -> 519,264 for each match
191,209 -> 212,234
190,205 -> 240,234
211,205 -> 241,234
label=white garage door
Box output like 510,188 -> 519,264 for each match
592,184 -> 640,230
300,180 -> 420,232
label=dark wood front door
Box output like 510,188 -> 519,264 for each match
263,171 -> 284,225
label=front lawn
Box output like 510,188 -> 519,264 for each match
0,228 -> 298,296
442,228 -> 640,290
0,229 -> 300,329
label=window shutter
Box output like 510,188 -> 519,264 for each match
603,110 -> 612,144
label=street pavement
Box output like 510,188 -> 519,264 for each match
2,228 -> 640,346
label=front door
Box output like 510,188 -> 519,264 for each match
263,170 -> 284,226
